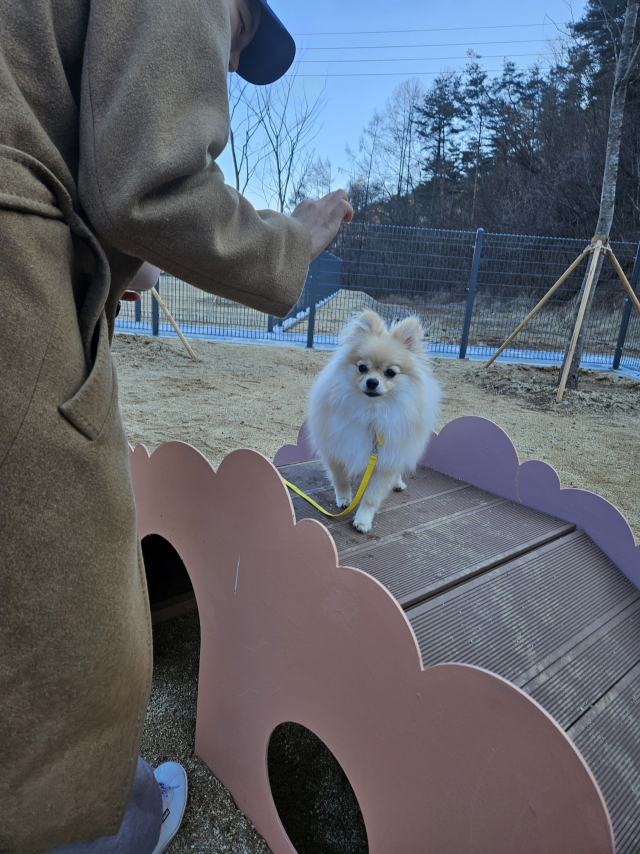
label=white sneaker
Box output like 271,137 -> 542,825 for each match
151,762 -> 188,854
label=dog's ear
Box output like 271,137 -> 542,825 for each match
341,310 -> 386,343
391,316 -> 424,354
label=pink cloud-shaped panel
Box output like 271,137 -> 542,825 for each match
130,440 -> 613,854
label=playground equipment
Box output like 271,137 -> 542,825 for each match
131,416 -> 640,853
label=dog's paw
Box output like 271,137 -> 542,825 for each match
353,517 -> 372,533
335,493 -> 352,509
393,478 -> 407,492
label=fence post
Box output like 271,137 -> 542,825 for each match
267,315 -> 274,333
152,280 -> 159,336
459,228 -> 484,359
135,293 -> 141,323
306,257 -> 320,349
613,239 -> 640,370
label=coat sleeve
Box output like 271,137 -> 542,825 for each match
78,0 -> 312,318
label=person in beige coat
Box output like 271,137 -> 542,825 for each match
0,0 -> 352,851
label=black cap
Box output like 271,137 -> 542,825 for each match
237,1 -> 296,85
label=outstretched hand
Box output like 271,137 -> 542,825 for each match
291,190 -> 353,261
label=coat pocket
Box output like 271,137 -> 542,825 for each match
59,313 -> 114,441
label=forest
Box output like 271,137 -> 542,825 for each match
227,1 -> 640,241
340,1 -> 640,239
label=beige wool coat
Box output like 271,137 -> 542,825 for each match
0,0 -> 311,851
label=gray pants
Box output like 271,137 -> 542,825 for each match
47,758 -> 162,854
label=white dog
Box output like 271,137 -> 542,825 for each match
307,310 -> 441,533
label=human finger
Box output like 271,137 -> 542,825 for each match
337,199 -> 353,223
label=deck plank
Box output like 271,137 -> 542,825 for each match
523,599 -> 640,729
285,461 -> 574,609
407,531 -> 636,679
279,457 -> 640,850
569,663 -> 640,854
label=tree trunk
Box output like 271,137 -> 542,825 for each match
559,0 -> 640,390
229,126 -> 241,192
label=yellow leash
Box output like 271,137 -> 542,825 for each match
282,430 -> 384,518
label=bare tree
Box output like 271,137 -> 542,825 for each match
379,80 -> 424,221
560,0 -> 640,389
344,113 -> 383,220
344,81 -> 424,223
289,155 -> 334,207
251,70 -> 325,212
227,77 -> 268,195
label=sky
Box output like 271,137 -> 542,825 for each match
218,0 -> 587,208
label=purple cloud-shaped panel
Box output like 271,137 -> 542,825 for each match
420,416 -> 639,589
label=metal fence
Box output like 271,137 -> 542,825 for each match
115,223 -> 640,374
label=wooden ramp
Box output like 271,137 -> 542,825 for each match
134,417 -> 640,853
278,458 -> 640,854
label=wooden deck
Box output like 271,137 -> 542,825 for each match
279,459 -> 640,854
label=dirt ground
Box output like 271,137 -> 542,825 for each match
111,332 -> 639,854
113,333 -> 639,537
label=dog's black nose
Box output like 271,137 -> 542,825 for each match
366,377 -> 379,390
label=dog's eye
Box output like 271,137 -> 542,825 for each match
384,369 -> 396,379
358,364 -> 368,373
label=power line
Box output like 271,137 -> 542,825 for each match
290,69 -> 540,77
298,38 -> 564,51
299,53 -> 553,63
292,22 -> 576,36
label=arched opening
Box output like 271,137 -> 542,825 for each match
268,722 -> 368,854
141,534 -> 197,623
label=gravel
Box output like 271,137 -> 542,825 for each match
142,614 -> 368,854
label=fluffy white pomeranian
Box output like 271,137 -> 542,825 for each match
307,309 -> 441,533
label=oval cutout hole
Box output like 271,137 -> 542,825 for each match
141,534 -> 196,623
268,722 -> 368,854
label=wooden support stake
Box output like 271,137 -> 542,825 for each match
484,246 -> 592,369
556,240 -> 604,403
150,287 -> 198,361
605,247 -> 640,317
